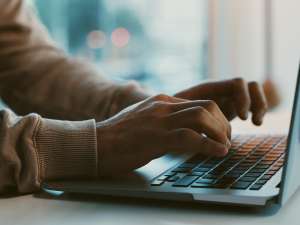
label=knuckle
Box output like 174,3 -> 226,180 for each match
193,107 -> 206,120
175,129 -> 194,140
233,77 -> 245,84
204,100 -> 218,111
199,136 -> 210,149
261,103 -> 268,113
220,131 -> 228,141
151,101 -> 165,109
249,81 -> 258,86
150,101 -> 171,115
152,93 -> 170,101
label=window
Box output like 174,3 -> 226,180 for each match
34,0 -> 209,94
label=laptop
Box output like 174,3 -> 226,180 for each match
42,63 -> 300,207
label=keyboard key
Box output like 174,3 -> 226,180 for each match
252,152 -> 266,156
172,167 -> 192,173
173,175 -> 199,187
209,170 -> 224,176
166,176 -> 180,182
243,159 -> 259,163
163,172 -> 176,176
255,164 -> 270,169
256,179 -> 268,185
270,166 -> 282,171
259,161 -> 274,165
218,177 -> 236,184
239,176 -> 257,182
227,170 -> 244,175
190,172 -> 206,176
244,172 -> 261,177
223,173 -> 240,178
191,183 -> 214,188
237,164 -> 252,168
250,184 -> 263,190
230,181 -> 252,189
249,168 -> 267,173
275,162 -> 284,166
157,175 -> 169,181
193,167 -> 211,172
265,156 -> 279,160
222,162 -> 238,167
200,163 -> 216,168
267,153 -> 281,156
196,178 -> 216,184
265,170 -> 277,176
275,161 -> 284,165
151,180 -> 164,186
178,163 -> 197,168
248,156 -> 262,160
261,175 -> 272,180
203,174 -> 218,179
214,182 -> 231,188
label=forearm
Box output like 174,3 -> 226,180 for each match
0,109 -> 97,194
0,0 -> 148,121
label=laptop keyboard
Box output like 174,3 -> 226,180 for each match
151,135 -> 287,190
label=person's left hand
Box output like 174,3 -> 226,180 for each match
175,78 -> 268,125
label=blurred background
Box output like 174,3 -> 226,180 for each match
28,0 -> 300,115
33,0 -> 208,94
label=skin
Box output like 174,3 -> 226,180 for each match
96,78 -> 268,176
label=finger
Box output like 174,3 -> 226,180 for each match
248,82 -> 268,126
174,79 -> 234,100
231,78 -> 251,120
146,94 -> 187,104
165,106 -> 231,147
201,100 -> 232,140
166,128 -> 229,157
164,100 -> 231,139
217,99 -> 237,121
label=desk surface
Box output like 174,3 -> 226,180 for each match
1,111 -> 298,225
1,190 -> 299,225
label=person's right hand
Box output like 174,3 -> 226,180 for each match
96,94 -> 232,176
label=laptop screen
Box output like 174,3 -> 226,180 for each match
279,62 -> 300,205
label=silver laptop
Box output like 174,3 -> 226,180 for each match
42,63 -> 300,207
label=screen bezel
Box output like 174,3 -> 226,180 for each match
278,62 -> 300,205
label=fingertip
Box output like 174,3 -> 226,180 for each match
253,118 -> 263,126
252,114 -> 264,126
216,147 -> 229,157
239,110 -> 249,120
226,139 -> 231,149
213,143 -> 229,157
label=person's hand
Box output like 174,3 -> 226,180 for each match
96,94 -> 231,176
175,78 -> 268,125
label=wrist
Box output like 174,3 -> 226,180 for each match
109,81 -> 150,116
96,120 -> 120,176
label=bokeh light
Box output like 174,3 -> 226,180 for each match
111,27 -> 131,48
87,30 -> 107,49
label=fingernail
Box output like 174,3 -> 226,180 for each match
226,139 -> 231,149
256,119 -> 263,126
217,148 -> 228,157
242,110 -> 249,120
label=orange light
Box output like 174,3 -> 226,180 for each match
87,30 -> 107,49
111,27 -> 131,48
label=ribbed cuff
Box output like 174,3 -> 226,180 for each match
34,118 -> 97,181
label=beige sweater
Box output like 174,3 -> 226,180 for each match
0,0 -> 145,194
